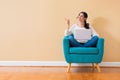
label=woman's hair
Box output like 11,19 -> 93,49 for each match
77,11 -> 90,29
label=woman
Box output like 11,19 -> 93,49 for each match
65,11 -> 99,47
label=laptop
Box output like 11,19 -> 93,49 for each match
74,28 -> 92,40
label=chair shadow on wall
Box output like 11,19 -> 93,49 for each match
92,17 -> 120,61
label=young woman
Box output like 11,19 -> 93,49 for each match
65,11 -> 99,47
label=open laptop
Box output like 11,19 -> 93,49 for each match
74,28 -> 92,40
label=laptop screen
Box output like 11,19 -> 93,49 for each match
73,28 -> 92,40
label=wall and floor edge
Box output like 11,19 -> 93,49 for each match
0,61 -> 119,67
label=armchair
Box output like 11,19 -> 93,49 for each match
63,36 -> 104,72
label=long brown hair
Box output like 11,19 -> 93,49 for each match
77,11 -> 90,29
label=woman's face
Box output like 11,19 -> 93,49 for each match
78,13 -> 86,22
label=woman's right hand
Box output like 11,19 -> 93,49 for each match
65,18 -> 70,29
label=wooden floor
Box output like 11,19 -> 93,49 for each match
0,66 -> 120,80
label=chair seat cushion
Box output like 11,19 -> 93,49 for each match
70,47 -> 99,54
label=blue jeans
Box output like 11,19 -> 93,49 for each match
67,35 -> 98,47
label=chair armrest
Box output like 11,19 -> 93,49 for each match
97,38 -> 104,54
63,36 -> 70,57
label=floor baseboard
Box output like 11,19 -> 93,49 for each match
0,61 -> 120,67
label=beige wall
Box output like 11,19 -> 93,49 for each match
0,0 -> 120,61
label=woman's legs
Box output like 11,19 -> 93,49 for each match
67,35 -> 84,47
84,36 -> 99,47
67,35 -> 98,47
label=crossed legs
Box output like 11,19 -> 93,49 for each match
67,35 -> 98,47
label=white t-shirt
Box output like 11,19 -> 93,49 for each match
64,24 -> 99,43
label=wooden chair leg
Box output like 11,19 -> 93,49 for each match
92,63 -> 95,71
67,63 -> 71,73
96,63 -> 101,72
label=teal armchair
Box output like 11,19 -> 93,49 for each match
63,36 -> 104,72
